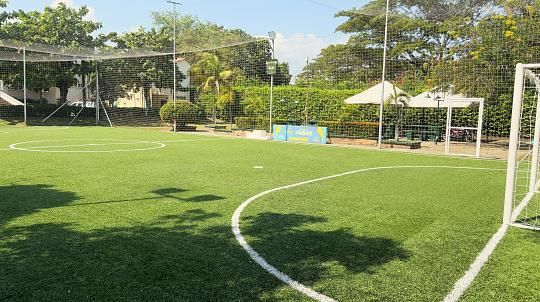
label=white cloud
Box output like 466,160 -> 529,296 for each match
50,0 -> 97,22
273,32 -> 348,82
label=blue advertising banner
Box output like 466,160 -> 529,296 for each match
273,125 -> 328,144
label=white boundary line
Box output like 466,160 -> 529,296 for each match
22,141 -> 159,150
1,126 -> 70,133
153,138 -> 233,143
9,139 -> 165,153
232,166 -> 506,302
443,224 -> 508,302
6,138 -> 231,153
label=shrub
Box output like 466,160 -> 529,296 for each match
160,101 -> 198,126
235,117 -> 288,131
318,121 -> 380,139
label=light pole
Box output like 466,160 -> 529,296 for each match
267,31 -> 277,138
167,1 -> 181,131
22,47 -> 27,125
377,0 -> 391,148
167,1 -> 181,108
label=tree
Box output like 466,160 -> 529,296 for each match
105,13 -> 290,110
0,0 -> 9,24
298,0 -> 495,89
296,44 -> 381,88
106,27 -> 183,107
191,52 -> 242,124
1,3 -> 104,103
432,0 -> 540,99
152,13 -> 291,85
385,85 -> 410,140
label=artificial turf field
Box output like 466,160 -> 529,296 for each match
0,126 -> 538,301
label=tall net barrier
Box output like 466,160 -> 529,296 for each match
504,64 -> 540,231
0,54 -> 24,125
0,1 -> 539,159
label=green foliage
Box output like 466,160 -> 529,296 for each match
151,13 -> 255,52
0,3 -> 104,103
150,14 -> 291,85
318,121 -> 380,139
159,101 -> 198,126
2,3 -> 104,47
235,116 -> 268,130
235,84 -> 517,137
237,86 -> 359,123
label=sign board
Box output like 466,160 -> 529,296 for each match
266,60 -> 278,75
273,125 -> 328,145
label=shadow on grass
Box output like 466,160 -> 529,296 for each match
0,212 -> 287,301
0,118 -> 24,126
59,188 -> 225,208
516,215 -> 540,226
151,188 -> 225,202
0,186 -> 406,301
0,184 -> 79,227
0,185 -> 279,301
243,212 -> 410,282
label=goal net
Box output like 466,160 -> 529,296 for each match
504,63 -> 540,231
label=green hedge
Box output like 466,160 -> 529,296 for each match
318,121 -> 380,139
160,101 -> 199,126
234,85 -> 517,138
236,86 -> 359,122
235,117 -> 288,131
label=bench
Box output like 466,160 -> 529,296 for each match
382,139 -> 421,149
214,128 -> 234,133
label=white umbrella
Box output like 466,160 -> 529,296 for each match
344,81 -> 408,105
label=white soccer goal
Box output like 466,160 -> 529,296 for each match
504,63 -> 540,231
444,98 -> 484,158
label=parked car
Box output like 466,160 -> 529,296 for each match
69,101 -> 96,108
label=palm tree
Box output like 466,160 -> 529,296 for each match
191,53 -> 240,126
385,85 -> 410,141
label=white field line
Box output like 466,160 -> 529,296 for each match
1,126 -> 69,133
232,166 -> 505,302
9,139 -> 166,153
443,224 -> 509,302
153,138 -> 233,143
0,148 -> 12,151
6,138 -> 230,153
23,141 -> 155,150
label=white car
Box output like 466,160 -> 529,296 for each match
69,101 -> 96,108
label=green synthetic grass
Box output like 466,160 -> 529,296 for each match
0,125 -> 537,301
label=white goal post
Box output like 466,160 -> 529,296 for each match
504,63 -> 540,231
444,98 -> 485,158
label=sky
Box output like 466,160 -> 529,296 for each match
4,0 -> 370,77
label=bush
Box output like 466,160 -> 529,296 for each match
318,121 -> 380,139
235,117 -> 288,131
160,101 -> 198,126
235,86 -> 359,122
